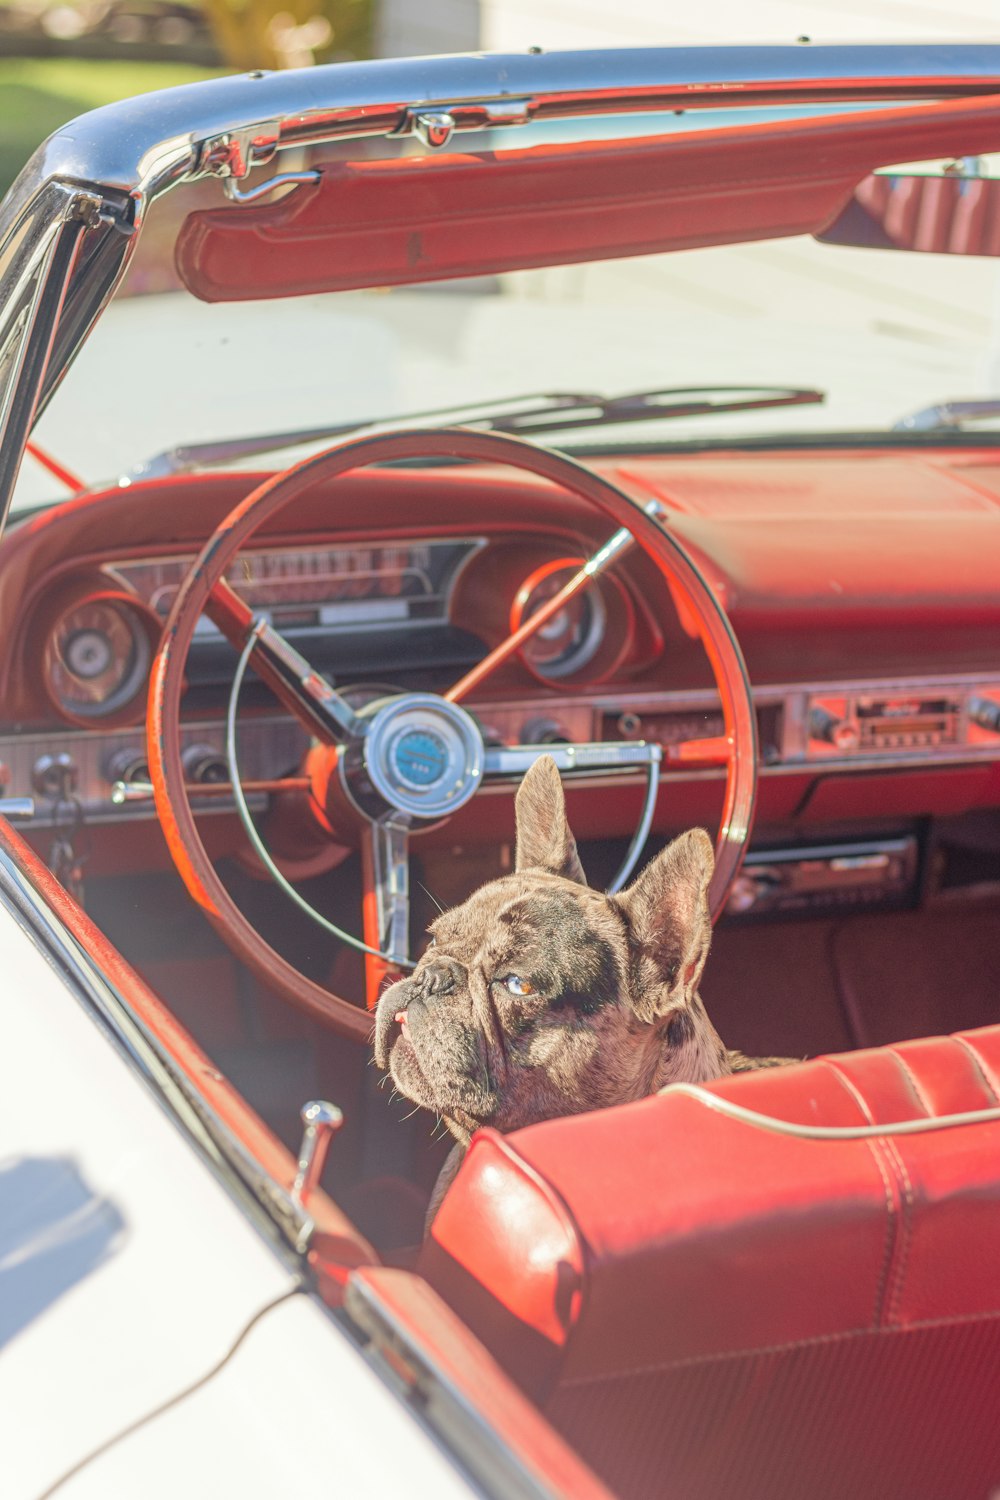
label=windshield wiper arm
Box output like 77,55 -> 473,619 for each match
122,385 -> 825,483
893,398 -> 1000,433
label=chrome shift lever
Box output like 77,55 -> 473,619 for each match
292,1099 -> 344,1206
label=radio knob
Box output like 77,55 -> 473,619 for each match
809,708 -> 860,752
182,743 -> 229,784
727,873 -> 760,914
104,747 -> 150,786
33,752 -> 78,798
523,718 -> 571,746
969,697 -> 1000,734
726,865 -> 781,915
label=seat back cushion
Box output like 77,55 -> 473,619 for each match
418,1026 -> 1000,1500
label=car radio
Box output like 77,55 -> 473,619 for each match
807,692 -> 966,755
725,837 -> 918,919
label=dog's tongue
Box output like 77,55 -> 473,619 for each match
394,1010 -> 410,1040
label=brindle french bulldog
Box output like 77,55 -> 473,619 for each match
374,754 -> 790,1223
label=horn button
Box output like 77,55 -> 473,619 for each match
341,693 -> 484,821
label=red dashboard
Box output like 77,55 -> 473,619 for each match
2,444 -> 999,909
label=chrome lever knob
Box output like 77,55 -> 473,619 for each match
292,1099 -> 344,1206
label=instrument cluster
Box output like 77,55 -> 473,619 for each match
108,538 -> 485,638
32,530 -> 658,732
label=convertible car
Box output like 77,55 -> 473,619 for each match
2,41 -> 1000,1499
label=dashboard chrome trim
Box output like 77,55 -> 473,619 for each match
2,672 -> 998,825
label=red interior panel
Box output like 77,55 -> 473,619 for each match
176,96 -> 1000,302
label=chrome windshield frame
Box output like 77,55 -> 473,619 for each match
0,182 -> 104,521
2,41 -> 1000,526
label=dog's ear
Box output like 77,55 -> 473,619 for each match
514,755 -> 587,885
614,828 -> 714,1022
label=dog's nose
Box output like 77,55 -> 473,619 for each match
417,956 -> 465,997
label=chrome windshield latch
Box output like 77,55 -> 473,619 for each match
411,111 -> 456,150
401,97 -> 534,150
196,122 -> 320,205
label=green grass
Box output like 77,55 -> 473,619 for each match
0,57 -> 229,195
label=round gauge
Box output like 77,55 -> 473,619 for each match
44,594 -> 154,723
510,557 -> 607,681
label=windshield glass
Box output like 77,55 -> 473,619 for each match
10,101 -> 1000,512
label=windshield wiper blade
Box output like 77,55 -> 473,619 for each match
122,385 -> 825,483
893,398 -> 1000,433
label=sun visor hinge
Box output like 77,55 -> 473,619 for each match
195,121 -> 320,205
399,97 -> 535,150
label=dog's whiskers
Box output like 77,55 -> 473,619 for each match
417,880 -> 446,915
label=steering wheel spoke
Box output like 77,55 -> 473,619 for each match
365,816 -> 411,965
204,580 -> 362,745
246,617 -> 364,744
359,816 -> 412,1007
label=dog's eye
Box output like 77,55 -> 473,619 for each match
502,974 -> 534,996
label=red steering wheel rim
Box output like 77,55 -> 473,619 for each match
148,428 -> 758,1042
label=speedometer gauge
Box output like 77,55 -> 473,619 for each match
511,558 -> 607,680
43,592 -> 157,724
509,555 -> 639,687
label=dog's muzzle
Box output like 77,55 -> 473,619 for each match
373,956 -> 469,1070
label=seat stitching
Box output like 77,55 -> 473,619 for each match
556,1307 -> 1000,1387
881,1136 -> 916,1328
864,1136 -> 898,1328
886,1047 -> 935,1116
820,1058 -> 898,1327
953,1034 -> 1000,1103
820,1057 -> 876,1123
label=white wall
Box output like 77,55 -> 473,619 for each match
376,0 -> 481,56
482,0 -> 999,50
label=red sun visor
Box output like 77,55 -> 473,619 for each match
176,94 -> 1000,302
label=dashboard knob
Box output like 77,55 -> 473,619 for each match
727,873 -> 760,914
726,866 -> 781,915
808,707 -> 860,752
181,743 -> 229,784
104,747 -> 150,786
522,718 -> 571,745
32,752 -> 78,798
969,696 -> 1000,733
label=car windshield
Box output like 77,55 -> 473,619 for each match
10,98 -> 1000,512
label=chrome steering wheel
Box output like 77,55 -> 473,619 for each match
148,428 -> 758,1042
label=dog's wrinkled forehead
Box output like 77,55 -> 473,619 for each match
427,872 -> 624,993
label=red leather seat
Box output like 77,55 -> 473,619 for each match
418,1026 -> 1000,1500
